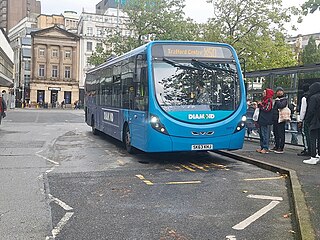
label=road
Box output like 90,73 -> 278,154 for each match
0,109 -> 297,240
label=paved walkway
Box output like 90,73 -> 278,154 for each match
234,140 -> 319,239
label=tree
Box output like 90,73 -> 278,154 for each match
301,36 -> 320,64
204,0 -> 299,71
88,0 -> 201,66
302,0 -> 320,14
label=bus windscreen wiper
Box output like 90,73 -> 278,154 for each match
191,59 -> 236,74
163,58 -> 201,71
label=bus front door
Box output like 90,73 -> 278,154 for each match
129,111 -> 146,150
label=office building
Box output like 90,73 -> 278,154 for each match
0,0 -> 41,33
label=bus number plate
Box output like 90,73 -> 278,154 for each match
191,144 -> 213,151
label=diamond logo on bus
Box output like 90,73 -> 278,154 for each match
188,114 -> 215,120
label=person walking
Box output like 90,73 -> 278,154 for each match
272,87 -> 288,154
0,95 -> 7,125
303,82 -> 320,165
297,84 -> 310,156
256,88 -> 274,154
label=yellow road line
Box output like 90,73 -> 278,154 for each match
135,175 -> 154,186
180,164 -> 196,172
165,181 -> 202,185
189,163 -> 209,172
244,176 -> 286,181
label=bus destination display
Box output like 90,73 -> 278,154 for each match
152,44 -> 234,59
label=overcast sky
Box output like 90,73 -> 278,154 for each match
40,0 -> 320,36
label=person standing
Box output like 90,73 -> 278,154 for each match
297,84 -> 310,156
256,89 -> 274,154
246,102 -> 257,138
303,82 -> 320,165
271,87 -> 288,154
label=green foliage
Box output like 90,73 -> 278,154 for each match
301,36 -> 320,64
204,0 -> 298,71
302,0 -> 320,14
89,0 -> 202,66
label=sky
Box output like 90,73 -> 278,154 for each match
40,0 -> 320,36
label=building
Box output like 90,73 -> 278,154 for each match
0,0 -> 41,33
96,0 -> 123,14
0,28 -> 14,108
30,25 -> 80,107
8,16 -> 38,103
286,32 -> 320,61
62,11 -> 79,33
77,9 -> 131,97
36,12 -> 79,32
37,14 -> 65,29
0,28 -> 14,88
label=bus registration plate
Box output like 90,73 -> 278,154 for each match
191,144 -> 213,151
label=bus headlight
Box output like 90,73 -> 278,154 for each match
234,115 -> 247,133
150,114 -> 168,135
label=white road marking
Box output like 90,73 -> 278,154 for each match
232,201 -> 281,230
35,151 -> 59,165
49,194 -> 73,211
247,194 -> 283,201
226,235 -> 237,240
45,166 -> 56,174
48,212 -> 74,239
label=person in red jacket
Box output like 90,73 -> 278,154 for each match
256,88 -> 274,154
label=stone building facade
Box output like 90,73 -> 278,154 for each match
30,26 -> 80,107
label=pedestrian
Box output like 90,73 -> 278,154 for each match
303,82 -> 320,165
61,100 -> 65,109
0,95 -> 7,125
256,88 -> 274,154
272,87 -> 288,154
288,98 -> 298,145
246,102 -> 257,138
297,83 -> 310,156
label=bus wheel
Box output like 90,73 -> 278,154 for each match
124,124 -> 134,154
91,116 -> 98,135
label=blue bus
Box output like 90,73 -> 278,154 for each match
85,41 -> 246,153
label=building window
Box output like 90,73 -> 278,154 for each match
39,64 -> 45,77
52,49 -> 58,58
87,41 -> 93,51
39,48 -> 45,57
65,66 -> 71,79
25,60 -> 31,71
52,65 -> 58,78
65,50 -> 71,58
87,27 -> 93,36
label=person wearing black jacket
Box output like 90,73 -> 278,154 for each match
256,88 -> 274,154
303,82 -> 320,165
272,87 -> 288,154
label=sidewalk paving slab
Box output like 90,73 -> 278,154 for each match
222,140 -> 319,240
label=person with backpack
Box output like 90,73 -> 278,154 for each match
271,87 -> 288,154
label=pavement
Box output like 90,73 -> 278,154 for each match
224,140 -> 320,240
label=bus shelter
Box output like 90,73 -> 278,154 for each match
245,63 -> 320,146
